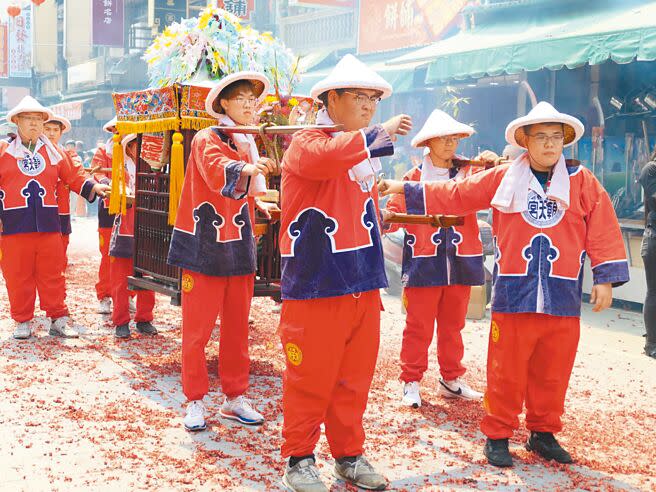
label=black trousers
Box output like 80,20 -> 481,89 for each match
641,226 -> 656,357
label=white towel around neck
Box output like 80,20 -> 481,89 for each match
420,154 -> 465,182
6,134 -> 63,165
490,152 -> 570,213
315,108 -> 382,191
218,114 -> 266,196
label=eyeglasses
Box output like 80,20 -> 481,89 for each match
526,133 -> 565,145
230,97 -> 258,106
343,91 -> 382,106
18,115 -> 45,123
434,136 -> 461,145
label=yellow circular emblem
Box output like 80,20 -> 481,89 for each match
491,321 -> 500,343
98,234 -> 104,248
110,257 -> 115,263
285,343 -> 303,366
0,248 -> 3,262
181,274 -> 194,293
483,394 -> 491,414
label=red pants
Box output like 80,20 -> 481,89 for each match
95,227 -> 112,300
181,270 -> 254,401
279,290 -> 380,459
481,312 -> 580,439
0,233 -> 69,322
400,285 -> 470,382
61,234 -> 70,271
110,256 -> 155,327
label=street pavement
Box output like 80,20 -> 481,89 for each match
0,217 -> 654,491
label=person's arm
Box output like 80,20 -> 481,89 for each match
381,166 -> 502,216
583,169 -> 630,311
381,171 -> 413,233
286,114 -> 412,181
58,150 -> 108,201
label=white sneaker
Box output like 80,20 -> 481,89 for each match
438,377 -> 483,400
334,455 -> 387,490
184,400 -> 206,432
402,381 -> 421,408
128,297 -> 136,313
219,395 -> 265,425
49,316 -> 80,338
97,297 -> 112,314
13,321 -> 32,340
282,457 -> 328,492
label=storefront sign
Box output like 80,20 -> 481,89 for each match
92,0 -> 125,47
0,24 -> 8,79
8,7 -> 33,78
50,101 -> 85,121
296,1 -> 354,6
148,0 -> 187,34
358,0 -> 468,54
218,0 -> 255,20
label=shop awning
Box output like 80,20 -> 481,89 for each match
49,98 -> 91,121
390,1 -> 656,83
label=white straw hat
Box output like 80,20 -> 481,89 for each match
103,117 -> 117,133
505,101 -> 584,149
411,110 -> 474,148
6,96 -> 53,125
204,71 -> 271,119
46,114 -> 72,134
310,54 -> 393,101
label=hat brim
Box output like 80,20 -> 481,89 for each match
507,116 -> 583,149
7,109 -> 53,125
46,116 -> 72,134
204,72 -> 271,119
412,131 -> 473,148
310,82 -> 392,102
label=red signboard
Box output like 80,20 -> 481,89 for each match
0,24 -> 8,79
218,0 -> 255,20
92,0 -> 125,47
358,0 -> 468,54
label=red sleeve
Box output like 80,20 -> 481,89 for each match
284,125 -> 394,181
405,166 -> 503,216
57,150 -> 96,201
193,131 -> 250,200
580,168 -> 630,286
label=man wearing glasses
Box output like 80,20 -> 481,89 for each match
278,54 -> 412,491
0,96 -> 109,340
382,109 -> 495,410
167,71 -> 278,432
380,102 -> 629,468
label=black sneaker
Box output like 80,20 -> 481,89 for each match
526,432 -> 573,464
484,438 -> 513,467
115,323 -> 130,339
136,321 -> 158,335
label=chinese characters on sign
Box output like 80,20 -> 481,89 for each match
8,6 -> 33,78
92,0 -> 125,47
218,0 -> 255,20
358,0 -> 468,54
0,24 -> 8,79
148,0 -> 187,34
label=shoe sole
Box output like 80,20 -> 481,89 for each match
184,423 -> 206,432
219,409 -> 264,426
333,469 -> 387,491
438,389 -> 482,401
49,330 -> 79,338
402,398 -> 421,409
525,443 -> 573,464
115,333 -> 130,339
13,334 -> 31,340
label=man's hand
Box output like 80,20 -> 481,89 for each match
243,158 -> 279,177
590,283 -> 613,312
476,150 -> 502,165
382,114 -> 413,141
93,183 -> 111,197
255,200 -> 281,221
378,179 -> 405,197
380,209 -> 396,222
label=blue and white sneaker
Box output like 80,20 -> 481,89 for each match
219,395 -> 265,426
184,400 -> 206,432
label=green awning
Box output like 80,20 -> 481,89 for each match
389,2 -> 656,83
